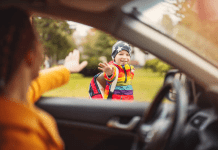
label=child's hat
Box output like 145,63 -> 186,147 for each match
111,41 -> 132,59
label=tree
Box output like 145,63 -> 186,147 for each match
144,59 -> 172,75
80,29 -> 117,76
83,30 -> 117,62
33,17 -> 77,64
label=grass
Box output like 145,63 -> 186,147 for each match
132,69 -> 165,102
43,68 -> 165,102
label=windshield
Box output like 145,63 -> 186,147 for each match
125,0 -> 218,67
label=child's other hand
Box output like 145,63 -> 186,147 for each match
98,63 -> 114,76
131,68 -> 135,73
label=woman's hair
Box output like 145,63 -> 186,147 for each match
0,7 -> 36,91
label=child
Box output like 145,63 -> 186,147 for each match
98,41 -> 135,101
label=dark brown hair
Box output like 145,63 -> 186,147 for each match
0,7 -> 35,90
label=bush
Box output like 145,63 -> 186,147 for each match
144,59 -> 172,75
79,56 -> 101,76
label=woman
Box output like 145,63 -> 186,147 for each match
0,7 -> 87,149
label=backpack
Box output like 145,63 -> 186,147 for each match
89,67 -> 119,99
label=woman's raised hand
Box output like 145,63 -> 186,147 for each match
98,63 -> 114,76
64,50 -> 88,73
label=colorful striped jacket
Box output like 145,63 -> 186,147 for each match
104,61 -> 134,101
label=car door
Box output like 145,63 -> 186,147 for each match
36,97 -> 149,150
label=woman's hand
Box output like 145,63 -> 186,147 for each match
64,50 -> 88,73
98,63 -> 114,76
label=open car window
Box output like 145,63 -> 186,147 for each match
35,17 -> 172,102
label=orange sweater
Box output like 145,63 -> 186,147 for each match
0,66 -> 70,150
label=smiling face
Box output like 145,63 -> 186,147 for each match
114,50 -> 130,65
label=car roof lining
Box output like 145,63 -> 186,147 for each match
0,0 -> 123,12
59,0 -> 119,12
0,0 -> 131,35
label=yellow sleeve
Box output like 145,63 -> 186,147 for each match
27,66 -> 70,104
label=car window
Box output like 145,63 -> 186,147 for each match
34,17 -> 172,102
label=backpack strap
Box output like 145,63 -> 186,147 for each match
89,73 -> 104,99
89,66 -> 119,100
130,65 -> 131,73
107,66 -> 119,99
96,73 -> 106,97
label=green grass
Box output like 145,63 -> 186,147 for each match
43,73 -> 92,99
132,69 -> 164,102
43,68 -> 165,102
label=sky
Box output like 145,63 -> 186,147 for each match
67,21 -> 92,37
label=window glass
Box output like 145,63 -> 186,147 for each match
127,0 -> 218,67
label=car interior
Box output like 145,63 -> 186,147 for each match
2,0 -> 218,150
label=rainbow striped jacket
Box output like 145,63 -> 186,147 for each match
103,61 -> 134,101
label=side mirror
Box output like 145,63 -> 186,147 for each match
163,69 -> 187,101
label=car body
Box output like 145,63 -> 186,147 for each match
1,0 -> 218,149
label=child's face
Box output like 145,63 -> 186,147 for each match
114,50 -> 130,65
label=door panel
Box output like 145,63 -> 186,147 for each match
36,97 -> 149,150
36,98 -> 149,125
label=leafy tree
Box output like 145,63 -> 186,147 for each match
33,17 -> 77,63
144,59 -> 172,75
80,30 -> 117,76
83,30 -> 117,62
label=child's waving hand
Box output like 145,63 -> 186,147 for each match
98,63 -> 114,76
